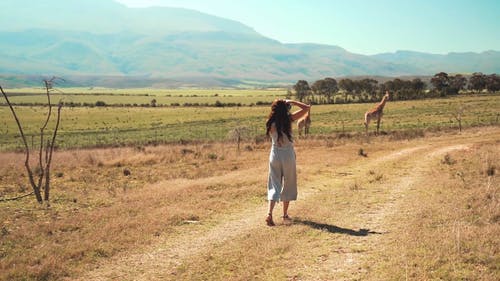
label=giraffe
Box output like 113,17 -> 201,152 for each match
364,91 -> 390,135
297,107 -> 311,137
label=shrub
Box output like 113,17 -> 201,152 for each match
181,148 -> 194,155
95,101 -> 106,107
254,135 -> 266,144
441,153 -> 456,165
486,164 -> 496,176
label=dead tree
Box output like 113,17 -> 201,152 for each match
227,125 -> 250,152
452,105 -> 465,132
1,77 -> 62,205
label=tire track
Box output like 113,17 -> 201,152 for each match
310,143 -> 471,280
75,142 -> 474,281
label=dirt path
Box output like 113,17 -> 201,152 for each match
77,170 -> 324,280
309,144 -> 471,280
76,131 -> 493,281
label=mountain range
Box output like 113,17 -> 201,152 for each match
1,0 -> 498,88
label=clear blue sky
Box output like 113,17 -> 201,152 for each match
114,0 -> 499,55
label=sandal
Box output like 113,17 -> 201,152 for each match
282,214 -> 292,224
265,213 -> 275,226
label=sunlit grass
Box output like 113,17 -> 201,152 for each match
0,125 -> 498,280
367,141 -> 500,280
3,87 -> 286,106
1,93 -> 499,151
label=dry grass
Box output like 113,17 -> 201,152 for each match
0,142 -> 268,280
0,126 -> 499,280
365,138 -> 500,280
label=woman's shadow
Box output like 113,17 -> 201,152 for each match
294,218 -> 383,236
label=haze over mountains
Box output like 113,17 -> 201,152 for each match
1,0 -> 498,87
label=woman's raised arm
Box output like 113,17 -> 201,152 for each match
285,99 -> 311,121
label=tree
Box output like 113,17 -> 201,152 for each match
381,80 -> 394,94
350,80 -> 363,102
358,78 -> 378,101
485,74 -> 500,92
338,78 -> 355,103
227,125 -> 250,152
311,77 -> 337,104
0,78 -> 63,205
468,72 -> 486,93
311,79 -> 324,103
322,77 -> 338,104
411,78 -> 426,99
448,74 -> 466,95
293,80 -> 311,102
452,104 -> 465,132
430,72 -> 450,96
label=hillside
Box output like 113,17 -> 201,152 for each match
372,50 -> 500,74
0,0 -> 498,87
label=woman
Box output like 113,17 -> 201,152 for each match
265,98 -> 311,226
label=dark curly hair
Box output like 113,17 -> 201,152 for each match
266,99 -> 293,143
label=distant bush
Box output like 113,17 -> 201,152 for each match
95,101 -> 106,107
256,101 -> 270,106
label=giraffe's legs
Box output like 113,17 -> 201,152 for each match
364,113 -> 370,134
376,116 -> 381,135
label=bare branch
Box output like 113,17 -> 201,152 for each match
1,81 -> 63,204
39,78 -> 54,173
44,102 -> 62,203
37,77 -> 61,197
0,85 -> 41,202
43,76 -> 63,92
0,192 -> 35,202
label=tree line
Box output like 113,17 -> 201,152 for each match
291,72 -> 500,104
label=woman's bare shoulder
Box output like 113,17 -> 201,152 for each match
269,122 -> 276,133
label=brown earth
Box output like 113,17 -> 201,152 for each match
64,126 -> 499,280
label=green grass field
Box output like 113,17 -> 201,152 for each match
2,87 -> 285,106
1,90 -> 499,151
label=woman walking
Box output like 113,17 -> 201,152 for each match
265,98 -> 311,226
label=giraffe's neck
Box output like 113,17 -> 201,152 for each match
377,95 -> 388,111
